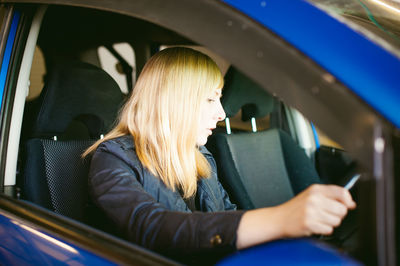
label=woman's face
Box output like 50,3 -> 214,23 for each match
197,88 -> 226,146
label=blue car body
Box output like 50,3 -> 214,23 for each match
0,0 -> 398,265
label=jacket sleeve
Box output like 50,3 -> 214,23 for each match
89,148 -> 245,254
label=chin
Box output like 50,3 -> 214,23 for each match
196,137 -> 208,146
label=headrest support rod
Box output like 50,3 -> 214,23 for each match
225,118 -> 232,135
251,117 -> 257,132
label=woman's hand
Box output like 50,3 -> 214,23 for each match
236,184 -> 356,249
277,184 -> 356,237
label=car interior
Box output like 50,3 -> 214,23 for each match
14,4 -> 360,262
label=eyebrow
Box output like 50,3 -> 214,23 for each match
215,90 -> 222,98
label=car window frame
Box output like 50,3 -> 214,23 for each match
0,1 -> 397,264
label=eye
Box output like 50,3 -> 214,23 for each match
207,98 -> 216,103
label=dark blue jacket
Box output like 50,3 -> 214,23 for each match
89,135 -> 244,254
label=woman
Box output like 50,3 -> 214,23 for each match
85,47 -> 355,260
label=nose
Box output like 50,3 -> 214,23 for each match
216,100 -> 226,122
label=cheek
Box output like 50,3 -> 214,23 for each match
199,107 -> 211,124
197,110 -> 206,130
198,115 -> 207,129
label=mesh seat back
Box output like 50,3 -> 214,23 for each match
24,139 -> 94,221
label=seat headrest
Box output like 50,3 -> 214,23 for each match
33,60 -> 125,137
222,67 -> 275,121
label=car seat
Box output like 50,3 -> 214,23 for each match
21,60 -> 125,227
206,67 -> 320,209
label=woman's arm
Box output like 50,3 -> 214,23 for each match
236,184 -> 356,249
89,148 -> 244,253
90,143 -> 355,252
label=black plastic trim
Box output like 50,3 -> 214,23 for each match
0,5 -> 13,71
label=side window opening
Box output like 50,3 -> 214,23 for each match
27,46 -> 46,101
12,5 -> 361,264
98,42 -> 135,94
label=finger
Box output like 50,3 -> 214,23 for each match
308,210 -> 342,235
322,185 -> 356,209
318,196 -> 348,218
310,221 -> 334,235
315,208 -> 343,228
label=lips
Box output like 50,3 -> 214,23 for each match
206,128 -> 214,135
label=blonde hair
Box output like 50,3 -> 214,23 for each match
84,47 -> 224,198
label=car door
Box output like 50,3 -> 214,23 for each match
0,1 -> 398,265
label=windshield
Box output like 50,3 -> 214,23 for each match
307,0 -> 400,57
